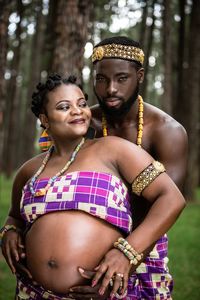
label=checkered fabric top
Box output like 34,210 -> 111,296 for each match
21,171 -> 132,233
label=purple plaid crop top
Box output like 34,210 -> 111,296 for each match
20,171 -> 132,233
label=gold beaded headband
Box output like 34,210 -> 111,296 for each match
92,43 -> 145,65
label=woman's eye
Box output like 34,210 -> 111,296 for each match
57,105 -> 69,110
79,101 -> 87,108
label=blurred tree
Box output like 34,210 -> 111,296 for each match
183,0 -> 200,200
18,0 -> 46,167
48,0 -> 92,80
2,0 -> 24,176
140,0 -> 156,100
162,0 -> 173,114
0,0 -> 15,171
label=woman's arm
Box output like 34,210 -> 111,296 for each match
1,165 -> 30,274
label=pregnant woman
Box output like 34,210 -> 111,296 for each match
0,74 -> 185,300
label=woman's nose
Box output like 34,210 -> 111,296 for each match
70,105 -> 82,115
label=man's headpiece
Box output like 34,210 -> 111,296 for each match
92,36 -> 144,66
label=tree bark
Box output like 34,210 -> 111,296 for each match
141,0 -> 156,100
183,0 -> 200,200
174,0 -> 187,123
2,0 -> 23,176
49,0 -> 92,81
17,0 -> 45,167
162,0 -> 173,115
0,0 -> 14,171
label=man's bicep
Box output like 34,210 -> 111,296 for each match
154,126 -> 188,190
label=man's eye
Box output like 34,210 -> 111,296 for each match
119,76 -> 128,82
96,77 -> 106,82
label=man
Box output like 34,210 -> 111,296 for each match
70,36 -> 188,299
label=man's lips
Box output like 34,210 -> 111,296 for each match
105,98 -> 121,107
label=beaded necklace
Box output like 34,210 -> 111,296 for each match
102,95 -> 144,147
29,138 -> 85,197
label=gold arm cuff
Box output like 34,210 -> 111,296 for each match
132,161 -> 166,196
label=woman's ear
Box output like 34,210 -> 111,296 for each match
137,68 -> 144,84
39,114 -> 49,129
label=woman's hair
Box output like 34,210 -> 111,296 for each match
31,74 -> 87,118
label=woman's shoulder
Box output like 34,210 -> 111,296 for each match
15,152 -> 46,185
93,136 -> 144,157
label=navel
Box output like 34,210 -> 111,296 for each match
47,259 -> 58,269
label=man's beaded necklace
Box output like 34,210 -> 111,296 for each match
29,138 -> 85,197
102,95 -> 144,147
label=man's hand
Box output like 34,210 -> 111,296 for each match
68,268 -> 110,300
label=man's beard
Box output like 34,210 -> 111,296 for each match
94,84 -> 139,118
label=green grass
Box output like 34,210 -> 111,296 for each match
0,175 -> 200,299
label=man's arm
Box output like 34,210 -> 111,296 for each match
152,121 -> 188,191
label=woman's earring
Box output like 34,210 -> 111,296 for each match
38,129 -> 53,152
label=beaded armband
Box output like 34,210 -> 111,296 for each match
132,161 -> 166,196
114,237 -> 143,265
0,225 -> 17,246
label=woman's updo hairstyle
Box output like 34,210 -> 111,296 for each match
31,74 -> 87,118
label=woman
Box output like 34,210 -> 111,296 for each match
0,74 -> 185,300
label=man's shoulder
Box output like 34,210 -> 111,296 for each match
145,102 -> 184,128
144,102 -> 187,142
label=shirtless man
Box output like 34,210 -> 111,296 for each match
70,36 -> 188,299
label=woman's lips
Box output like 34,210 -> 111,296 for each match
70,118 -> 85,124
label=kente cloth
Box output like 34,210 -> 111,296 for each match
110,235 -> 173,300
17,171 -> 173,299
20,171 -> 132,233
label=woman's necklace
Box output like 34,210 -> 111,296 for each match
29,138 -> 85,197
102,95 -> 144,147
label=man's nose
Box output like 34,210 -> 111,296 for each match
107,81 -> 117,95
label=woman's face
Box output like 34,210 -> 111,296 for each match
40,84 -> 91,139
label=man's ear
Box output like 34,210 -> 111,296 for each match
137,68 -> 144,83
39,114 -> 49,129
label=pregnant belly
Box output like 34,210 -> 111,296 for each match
25,211 -> 122,294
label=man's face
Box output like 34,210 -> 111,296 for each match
93,58 -> 143,117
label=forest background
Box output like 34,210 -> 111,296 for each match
0,0 -> 200,200
0,0 -> 200,299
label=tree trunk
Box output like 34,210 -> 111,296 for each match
49,0 -> 92,81
2,0 -> 23,176
17,0 -> 45,167
183,0 -> 200,200
162,0 -> 173,114
174,0 -> 187,123
0,1 -> 14,171
139,1 -> 148,49
141,0 -> 156,100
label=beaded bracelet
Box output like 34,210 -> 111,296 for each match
114,237 -> 143,265
0,225 -> 18,246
